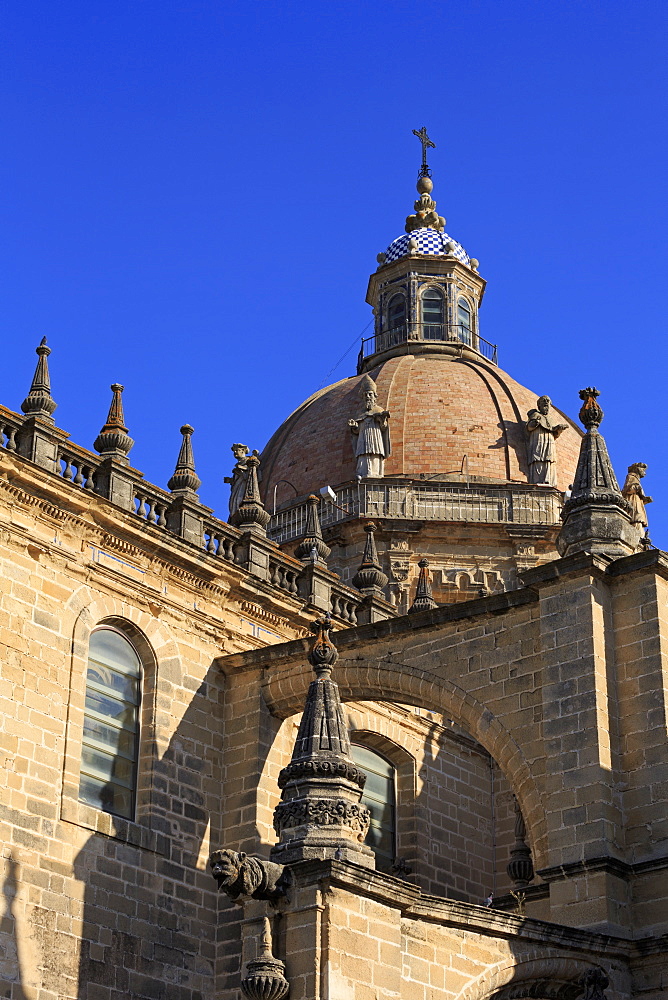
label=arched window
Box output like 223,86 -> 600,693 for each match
386,294 -> 407,345
79,627 -> 142,820
422,287 -> 444,340
351,744 -> 396,872
457,298 -> 472,345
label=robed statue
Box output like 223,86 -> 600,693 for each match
224,443 -> 250,517
622,463 -> 652,528
525,396 -> 568,487
348,375 -> 391,478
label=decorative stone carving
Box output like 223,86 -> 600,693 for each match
405,178 -> 446,233
622,463 -> 652,528
557,389 -> 636,559
352,522 -> 388,595
409,558 -> 437,613
167,424 -> 201,494
348,375 -> 390,479
94,384 -> 134,460
270,614 -> 374,867
525,396 -> 568,486
241,917 -> 289,1000
506,797 -> 534,888
294,495 -> 331,563
209,850 -> 289,903
230,450 -> 271,533
21,337 -> 57,420
579,968 -> 609,1000
224,443 -> 250,517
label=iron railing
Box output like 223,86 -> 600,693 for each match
268,480 -> 562,544
358,323 -> 498,366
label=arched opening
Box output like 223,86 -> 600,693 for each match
422,287 -> 444,340
79,626 -> 143,820
386,293 -> 407,346
350,743 -> 396,873
457,297 -> 473,345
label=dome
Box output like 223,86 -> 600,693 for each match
260,354 -> 582,502
384,227 -> 469,265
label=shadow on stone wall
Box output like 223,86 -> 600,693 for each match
1,854 -> 30,1000
73,666 -> 220,1000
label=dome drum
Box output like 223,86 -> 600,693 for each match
363,245 -> 489,374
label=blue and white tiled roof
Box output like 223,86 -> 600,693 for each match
385,228 -> 470,265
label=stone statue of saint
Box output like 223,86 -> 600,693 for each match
348,375 -> 391,479
224,443 -> 250,516
525,396 -> 568,487
622,463 -> 652,527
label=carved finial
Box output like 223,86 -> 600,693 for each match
294,495 -> 331,563
21,337 -> 57,420
557,387 -> 637,559
230,450 -> 271,533
94,384 -> 134,459
578,387 -> 603,429
241,915 -> 290,1000
506,797 -> 534,889
353,522 -> 388,595
406,129 -> 445,233
409,558 -> 437,613
307,612 -> 338,676
272,612 -> 373,867
168,424 -> 201,494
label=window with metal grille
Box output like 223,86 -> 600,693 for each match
79,627 -> 141,820
351,744 -> 396,872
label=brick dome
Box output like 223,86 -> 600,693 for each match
260,354 -> 582,502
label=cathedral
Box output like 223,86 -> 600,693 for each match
0,133 -> 666,1000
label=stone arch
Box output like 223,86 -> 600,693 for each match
455,956 -> 603,1000
61,585 -> 183,829
262,656 -> 547,866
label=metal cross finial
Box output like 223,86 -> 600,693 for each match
412,127 -> 436,177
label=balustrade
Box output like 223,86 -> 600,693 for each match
203,523 -> 238,563
58,447 -> 97,490
134,488 -> 169,528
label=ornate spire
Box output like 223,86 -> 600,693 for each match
409,558 -> 437,613
271,614 -> 374,867
168,425 -> 201,494
230,450 -> 271,533
94,384 -> 134,459
21,338 -> 57,420
294,495 -> 331,563
506,797 -> 534,889
406,129 -> 444,233
352,522 -> 388,595
562,388 -> 625,508
557,388 -> 636,559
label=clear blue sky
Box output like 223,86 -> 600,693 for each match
1,1 -> 667,542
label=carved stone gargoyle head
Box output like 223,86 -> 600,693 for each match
209,849 -> 290,904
